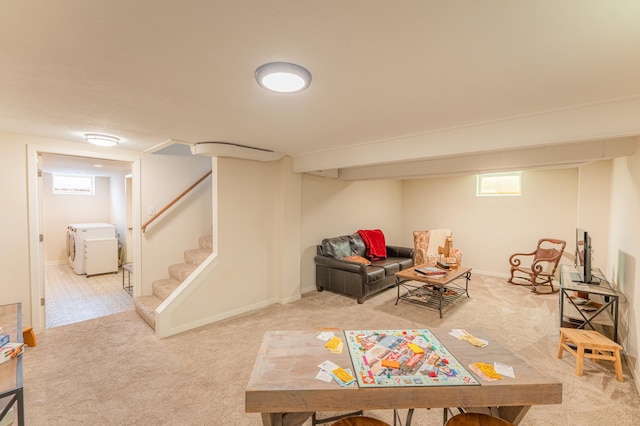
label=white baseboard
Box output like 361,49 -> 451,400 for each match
301,270 -> 508,297
301,284 -> 317,295
280,293 -> 302,304
158,297 -> 279,338
45,260 -> 70,266
472,270 -> 510,279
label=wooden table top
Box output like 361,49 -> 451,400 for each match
395,263 -> 471,285
245,329 -> 562,416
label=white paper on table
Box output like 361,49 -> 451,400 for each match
315,369 -> 333,382
318,360 -> 340,372
317,331 -> 335,341
494,362 -> 515,378
449,329 -> 469,339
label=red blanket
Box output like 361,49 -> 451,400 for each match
357,229 -> 387,260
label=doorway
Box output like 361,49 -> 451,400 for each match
41,153 -> 133,327
27,146 -> 141,331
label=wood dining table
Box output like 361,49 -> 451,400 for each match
245,328 -> 562,426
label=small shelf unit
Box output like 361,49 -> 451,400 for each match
559,264 -> 619,343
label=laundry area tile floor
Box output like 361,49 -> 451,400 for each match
45,264 -> 133,328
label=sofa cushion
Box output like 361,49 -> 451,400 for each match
370,259 -> 400,276
349,234 -> 367,257
364,266 -> 385,283
396,257 -> 414,271
322,235 -> 352,258
342,255 -> 371,265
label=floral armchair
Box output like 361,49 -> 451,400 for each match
413,229 -> 463,266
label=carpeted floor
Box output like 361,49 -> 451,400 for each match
45,264 -> 133,328
22,273 -> 640,425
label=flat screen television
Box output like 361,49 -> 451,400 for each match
573,228 -> 598,284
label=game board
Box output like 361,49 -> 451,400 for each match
344,329 -> 479,387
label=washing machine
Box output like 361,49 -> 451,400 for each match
66,223 -> 117,275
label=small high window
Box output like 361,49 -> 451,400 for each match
52,174 -> 95,195
476,172 -> 521,196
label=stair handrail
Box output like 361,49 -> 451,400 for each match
141,170 -> 212,233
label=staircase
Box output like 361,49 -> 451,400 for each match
134,235 -> 213,330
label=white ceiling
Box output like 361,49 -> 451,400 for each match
2,1 -> 640,177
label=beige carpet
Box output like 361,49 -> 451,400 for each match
45,264 -> 133,328
23,274 -> 640,425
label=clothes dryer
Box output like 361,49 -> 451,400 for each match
66,223 -> 117,275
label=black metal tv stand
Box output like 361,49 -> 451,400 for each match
559,265 -> 619,343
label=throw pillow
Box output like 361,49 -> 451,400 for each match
349,233 -> 367,257
342,255 -> 372,265
322,235 -> 352,258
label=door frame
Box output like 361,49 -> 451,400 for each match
26,144 -> 142,332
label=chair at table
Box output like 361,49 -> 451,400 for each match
508,238 -> 566,293
413,229 -> 462,266
445,412 -> 514,425
331,416 -> 389,426
312,411 -> 363,425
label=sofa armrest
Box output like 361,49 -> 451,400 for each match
386,245 -> 415,259
314,255 -> 367,273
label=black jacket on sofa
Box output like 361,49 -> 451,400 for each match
314,233 -> 414,303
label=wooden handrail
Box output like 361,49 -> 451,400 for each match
141,170 -> 212,233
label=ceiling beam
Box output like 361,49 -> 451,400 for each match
292,96 -> 640,174
337,137 -> 638,181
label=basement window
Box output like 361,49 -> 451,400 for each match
52,174 -> 95,195
476,172 -> 521,196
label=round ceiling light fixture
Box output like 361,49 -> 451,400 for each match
255,62 -> 312,93
85,133 -> 120,147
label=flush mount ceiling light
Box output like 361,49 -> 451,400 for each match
255,62 -> 312,93
85,133 -> 120,147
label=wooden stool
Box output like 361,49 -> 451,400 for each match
445,412 -> 513,425
557,327 -> 623,382
331,416 -> 389,426
22,326 -> 37,347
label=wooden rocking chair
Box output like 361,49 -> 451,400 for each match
508,238 -> 566,293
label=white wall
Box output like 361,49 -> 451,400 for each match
139,153 -> 212,294
402,169 -> 579,275
577,161 -> 613,271
109,173 -> 128,262
300,168 -> 581,294
162,157 -> 302,332
0,136 -> 32,320
300,175 -> 404,294
209,157 -> 289,304
608,149 -> 640,386
42,173 -> 113,264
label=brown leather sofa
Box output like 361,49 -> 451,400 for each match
314,233 -> 414,303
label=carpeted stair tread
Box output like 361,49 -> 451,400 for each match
153,278 -> 181,301
168,262 -> 197,282
133,295 -> 162,329
184,247 -> 211,265
199,235 -> 213,250
134,234 -> 212,332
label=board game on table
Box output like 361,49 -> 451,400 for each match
344,329 -> 479,388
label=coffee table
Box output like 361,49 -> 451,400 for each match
395,264 -> 472,318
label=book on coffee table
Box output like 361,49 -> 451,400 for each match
415,267 -> 447,276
